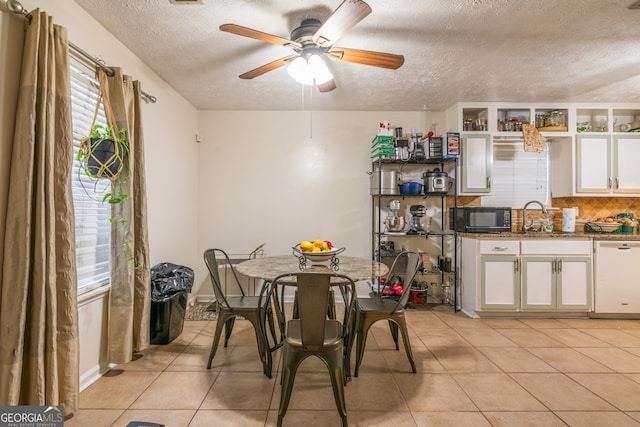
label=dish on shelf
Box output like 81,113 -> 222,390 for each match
586,222 -> 621,233
292,245 -> 345,262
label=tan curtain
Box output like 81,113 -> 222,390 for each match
99,68 -> 151,363
0,10 -> 79,414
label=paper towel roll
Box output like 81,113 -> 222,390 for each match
562,208 -> 576,233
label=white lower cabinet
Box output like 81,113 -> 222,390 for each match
460,237 -> 592,317
477,239 -> 520,310
520,239 -> 592,311
521,255 -> 592,310
480,255 -> 520,309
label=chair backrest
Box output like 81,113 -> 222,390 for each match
271,272 -> 356,352
203,248 -> 246,309
387,251 -> 422,313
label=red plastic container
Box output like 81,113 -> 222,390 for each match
409,288 -> 427,304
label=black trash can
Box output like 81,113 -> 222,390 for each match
150,262 -> 194,345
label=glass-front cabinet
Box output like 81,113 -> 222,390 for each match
446,103 -> 640,197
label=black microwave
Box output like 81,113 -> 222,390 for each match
450,207 -> 512,233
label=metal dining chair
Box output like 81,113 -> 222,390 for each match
270,271 -> 357,427
203,248 -> 277,377
353,251 -> 421,377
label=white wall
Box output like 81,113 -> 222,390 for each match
0,0 -> 200,386
194,110 -> 444,295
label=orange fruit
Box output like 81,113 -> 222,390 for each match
313,239 -> 324,248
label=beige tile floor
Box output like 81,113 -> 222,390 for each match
67,309 -> 640,427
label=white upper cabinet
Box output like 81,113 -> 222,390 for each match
552,106 -> 640,197
460,134 -> 492,194
613,135 -> 640,193
439,104 -> 640,198
576,134 -> 611,193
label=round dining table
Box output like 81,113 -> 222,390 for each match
236,254 -> 389,381
236,254 -> 389,283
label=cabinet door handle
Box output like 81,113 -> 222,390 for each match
514,259 -> 519,273
492,247 -> 509,251
615,177 -> 620,189
608,177 -> 612,189
487,176 -> 492,189
558,259 -> 562,273
552,259 -> 556,273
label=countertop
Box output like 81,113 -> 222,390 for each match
458,231 -> 640,240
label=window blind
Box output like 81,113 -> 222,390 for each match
70,58 -> 111,292
481,140 -> 550,208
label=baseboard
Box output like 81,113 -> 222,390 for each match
79,363 -> 111,392
194,295 -> 215,304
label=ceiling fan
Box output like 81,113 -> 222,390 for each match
220,0 -> 404,92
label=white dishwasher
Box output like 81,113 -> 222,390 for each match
594,240 -> 640,314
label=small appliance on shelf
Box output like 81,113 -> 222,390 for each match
385,199 -> 406,233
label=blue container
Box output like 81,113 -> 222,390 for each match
398,181 -> 422,195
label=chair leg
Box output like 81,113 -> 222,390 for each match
224,316 -> 236,347
208,313 -> 230,369
396,316 -> 417,373
325,353 -> 348,427
388,320 -> 400,350
343,305 -> 358,383
247,315 -> 272,378
266,306 -> 278,344
327,289 -> 336,319
354,316 -> 374,378
278,349 -> 304,426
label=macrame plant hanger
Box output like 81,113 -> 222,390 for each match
80,68 -> 128,180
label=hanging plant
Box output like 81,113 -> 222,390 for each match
76,68 -> 142,268
78,123 -> 129,181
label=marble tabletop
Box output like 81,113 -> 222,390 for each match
236,255 -> 389,283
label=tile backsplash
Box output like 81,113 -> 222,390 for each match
455,196 -> 640,232
551,197 -> 640,220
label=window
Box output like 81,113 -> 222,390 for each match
481,139 -> 550,208
70,57 -> 111,292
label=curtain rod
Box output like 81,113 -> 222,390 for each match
6,0 -> 157,103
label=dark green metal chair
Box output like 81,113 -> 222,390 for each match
353,251 -> 421,377
203,248 -> 276,377
270,271 -> 357,427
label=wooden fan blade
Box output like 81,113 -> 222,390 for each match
317,79 -> 337,92
239,55 -> 297,79
220,24 -> 302,49
327,47 -> 404,69
312,0 -> 372,47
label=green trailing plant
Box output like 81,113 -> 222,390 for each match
77,124 -> 141,268
77,123 -> 129,183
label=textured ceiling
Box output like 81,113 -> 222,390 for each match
71,0 -> 640,111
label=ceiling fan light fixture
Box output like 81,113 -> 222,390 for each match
287,54 -> 333,86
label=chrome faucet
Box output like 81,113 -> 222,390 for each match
522,200 -> 548,232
